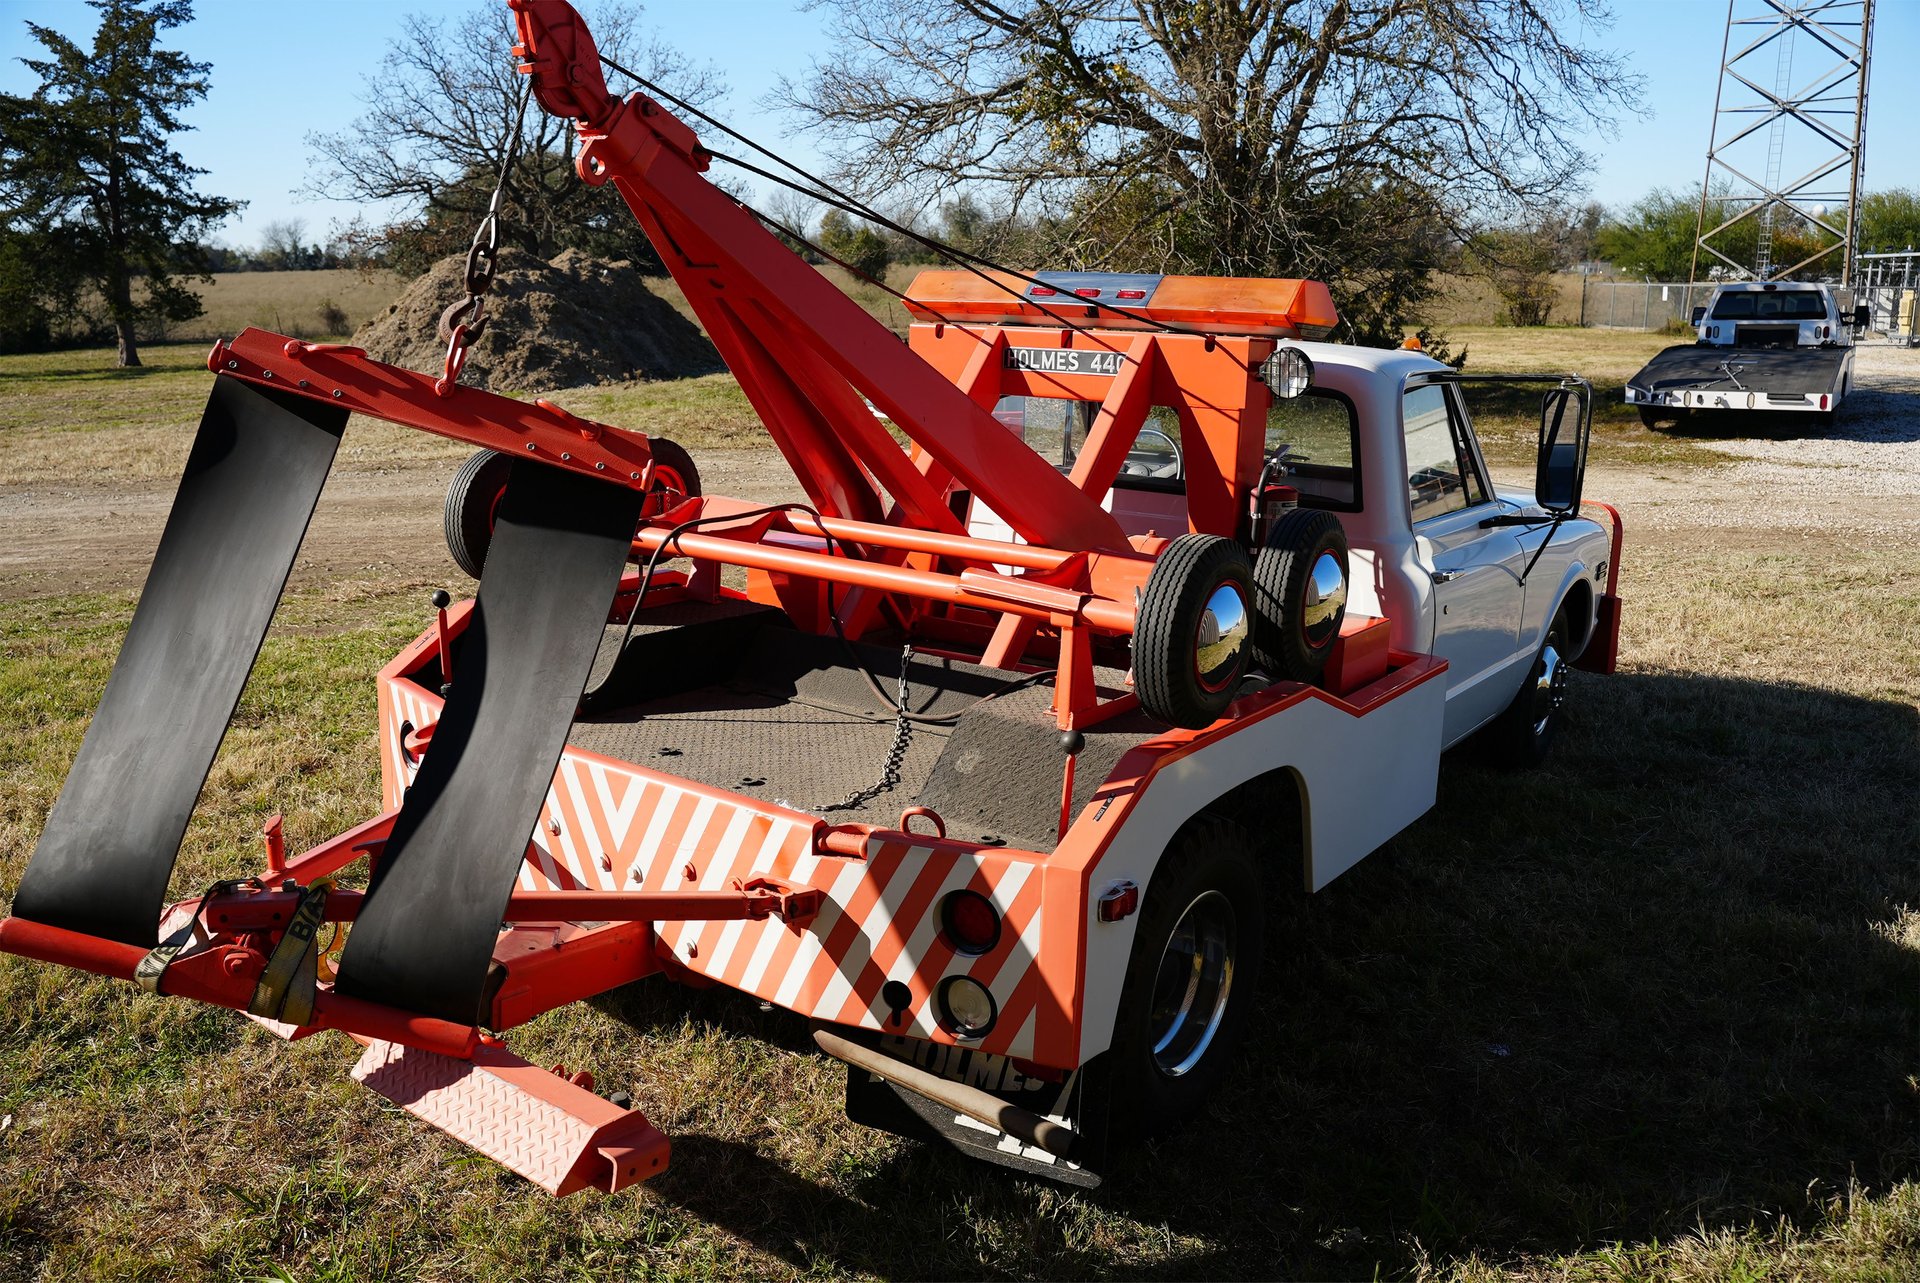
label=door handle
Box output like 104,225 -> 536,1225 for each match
1429,570 -> 1461,583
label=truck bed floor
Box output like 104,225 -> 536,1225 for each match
567,600 -> 1155,848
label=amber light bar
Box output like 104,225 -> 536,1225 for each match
904,269 -> 1339,339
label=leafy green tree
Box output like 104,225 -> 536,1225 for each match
1593,187 -> 1699,279
817,209 -> 893,281
1855,189 -> 1920,254
0,0 -> 240,365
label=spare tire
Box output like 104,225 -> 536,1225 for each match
1251,508 -> 1348,683
442,437 -> 703,580
1135,534 -> 1255,729
642,437 -> 701,519
443,447 -> 513,580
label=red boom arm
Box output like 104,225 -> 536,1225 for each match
507,0 -> 1129,553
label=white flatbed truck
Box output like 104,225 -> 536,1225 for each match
1626,281 -> 1868,428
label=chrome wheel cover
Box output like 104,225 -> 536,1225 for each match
1531,639 -> 1569,737
1193,581 -> 1251,692
1148,890 -> 1237,1077
1300,549 -> 1348,648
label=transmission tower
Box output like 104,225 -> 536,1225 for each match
1689,0 -> 1875,286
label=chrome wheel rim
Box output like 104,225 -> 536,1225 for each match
1300,549 -> 1348,648
1148,890 -> 1236,1077
1531,638 -> 1568,737
1192,581 -> 1251,692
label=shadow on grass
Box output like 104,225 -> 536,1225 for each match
600,667 -> 1920,1279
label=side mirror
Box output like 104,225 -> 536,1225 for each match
1853,304 -> 1870,330
1535,385 -> 1589,516
1690,306 -> 1707,326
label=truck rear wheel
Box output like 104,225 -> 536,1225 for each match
1487,612 -> 1571,767
1135,534 -> 1254,728
1251,508 -> 1348,682
1107,816 -> 1266,1133
442,438 -> 701,579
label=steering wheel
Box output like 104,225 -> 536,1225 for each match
1132,426 -> 1184,478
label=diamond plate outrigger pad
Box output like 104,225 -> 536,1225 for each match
12,378 -> 348,946
334,459 -> 645,1025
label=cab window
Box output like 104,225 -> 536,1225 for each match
1266,392 -> 1359,510
1402,384 -> 1487,522
991,396 -> 1186,489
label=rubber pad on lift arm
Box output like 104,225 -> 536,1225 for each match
12,377 -> 348,946
333,459 -> 645,1026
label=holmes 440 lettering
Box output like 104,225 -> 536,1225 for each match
1004,346 -> 1126,376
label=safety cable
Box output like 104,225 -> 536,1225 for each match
585,500 -> 1048,726
704,149 -> 1171,342
593,53 -> 1226,349
744,201 -> 956,326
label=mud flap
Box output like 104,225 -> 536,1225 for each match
333,459 -> 644,1025
12,378 -> 347,946
844,1033 -> 1107,1188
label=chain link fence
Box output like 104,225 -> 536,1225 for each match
1576,279 -> 1707,331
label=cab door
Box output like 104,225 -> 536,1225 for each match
1400,382 -> 1529,746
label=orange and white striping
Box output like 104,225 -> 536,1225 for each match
379,676 -> 437,810
380,675 -> 1047,1059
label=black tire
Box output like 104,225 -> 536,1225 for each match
1637,406 -> 1661,429
443,447 -> 513,580
443,438 -> 703,580
1251,508 -> 1349,683
1108,816 -> 1266,1133
642,437 -> 701,519
1135,534 -> 1255,729
1486,612 -> 1571,767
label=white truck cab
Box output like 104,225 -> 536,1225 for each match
971,339 -> 1617,754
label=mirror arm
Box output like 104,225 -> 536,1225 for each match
1515,516 -> 1567,585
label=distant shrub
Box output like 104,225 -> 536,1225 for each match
317,298 -> 350,334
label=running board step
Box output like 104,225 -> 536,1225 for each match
351,1039 -> 669,1196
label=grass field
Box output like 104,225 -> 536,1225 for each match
0,331 -> 1916,1281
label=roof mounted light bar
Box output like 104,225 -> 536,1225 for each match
904,269 -> 1339,339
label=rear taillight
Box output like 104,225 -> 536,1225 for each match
1029,287 -> 1057,297
1074,287 -> 1100,298
1116,289 -> 1147,300
940,890 -> 1002,954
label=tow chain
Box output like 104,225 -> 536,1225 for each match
436,83 -> 531,397
818,644 -> 915,813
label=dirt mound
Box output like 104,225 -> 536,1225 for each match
353,247 -> 721,392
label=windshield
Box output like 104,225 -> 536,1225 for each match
1711,290 -> 1826,321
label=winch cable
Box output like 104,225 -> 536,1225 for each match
592,54 -> 1241,355
585,501 -> 1048,727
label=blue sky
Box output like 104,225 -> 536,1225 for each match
1,0 -> 1912,250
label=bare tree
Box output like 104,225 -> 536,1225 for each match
305,3 -> 722,272
777,0 -> 1639,340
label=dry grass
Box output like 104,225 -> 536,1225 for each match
1,329 -> 1916,1280
151,270 -> 408,343
1427,272 -> 1590,329
0,345 -> 769,489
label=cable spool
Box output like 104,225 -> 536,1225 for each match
1134,535 -> 1255,729
1251,509 -> 1349,683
